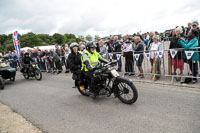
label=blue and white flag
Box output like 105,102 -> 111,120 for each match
116,54 -> 121,61
145,52 -> 150,60
134,54 -> 140,61
108,53 -> 113,59
13,31 -> 21,67
170,49 -> 177,59
157,50 -> 164,58
185,51 -> 194,60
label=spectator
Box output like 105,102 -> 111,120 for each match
179,29 -> 199,83
169,27 -> 184,81
181,26 -> 185,37
44,50 -> 51,73
37,51 -> 46,71
150,35 -> 163,80
80,44 -> 86,52
186,22 -> 192,37
137,32 -> 144,41
99,40 -> 108,59
55,44 -> 63,74
31,49 -> 38,62
133,36 -> 144,78
8,53 -> 17,69
112,36 -> 122,72
49,50 -> 56,73
95,38 -> 101,52
109,35 -> 114,45
146,31 -> 154,51
122,35 -> 134,75
64,44 -> 70,73
191,21 -> 200,67
105,41 -> 112,53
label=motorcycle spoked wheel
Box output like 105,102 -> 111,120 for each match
35,69 -> 42,81
0,77 -> 4,90
77,84 -> 90,96
115,78 -> 138,104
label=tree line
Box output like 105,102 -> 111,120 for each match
0,32 -> 97,53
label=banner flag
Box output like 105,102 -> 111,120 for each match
185,51 -> 194,60
108,53 -> 113,59
116,54 -> 121,61
13,31 -> 22,67
170,49 -> 177,59
134,54 -> 140,61
157,50 -> 164,58
145,52 -> 150,60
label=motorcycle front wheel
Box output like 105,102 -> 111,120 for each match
115,77 -> 138,104
35,69 -> 42,81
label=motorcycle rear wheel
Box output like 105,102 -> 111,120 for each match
77,85 -> 89,96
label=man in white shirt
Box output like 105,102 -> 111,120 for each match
122,35 -> 134,75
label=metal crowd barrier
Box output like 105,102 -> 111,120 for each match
107,41 -> 200,84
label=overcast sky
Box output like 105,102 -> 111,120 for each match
0,0 -> 200,37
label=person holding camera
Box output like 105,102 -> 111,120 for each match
112,36 -> 122,72
122,35 -> 134,75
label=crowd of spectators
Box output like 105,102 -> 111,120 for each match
0,20 -> 200,83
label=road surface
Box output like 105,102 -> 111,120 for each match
0,73 -> 200,133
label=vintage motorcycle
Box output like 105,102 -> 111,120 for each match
77,62 -> 138,104
22,62 -> 42,81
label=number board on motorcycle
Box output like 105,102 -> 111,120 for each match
111,69 -> 119,77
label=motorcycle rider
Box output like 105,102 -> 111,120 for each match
81,42 -> 109,99
68,43 -> 82,88
21,52 -> 35,73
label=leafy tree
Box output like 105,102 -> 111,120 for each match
52,33 -> 64,44
94,35 -> 100,41
0,32 -> 84,53
85,35 -> 92,41
78,35 -> 85,41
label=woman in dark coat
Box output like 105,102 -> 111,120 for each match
68,42 -> 82,88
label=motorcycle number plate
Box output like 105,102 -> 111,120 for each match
111,69 -> 119,77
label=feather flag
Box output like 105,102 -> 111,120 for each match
13,31 -> 22,67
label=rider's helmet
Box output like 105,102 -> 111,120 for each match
70,42 -> 79,51
86,42 -> 97,54
80,44 -> 86,49
24,52 -> 29,57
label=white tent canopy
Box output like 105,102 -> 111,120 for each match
34,45 -> 56,51
21,47 -> 33,52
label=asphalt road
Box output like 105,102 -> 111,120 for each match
0,73 -> 200,133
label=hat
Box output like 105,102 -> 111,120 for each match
153,35 -> 159,40
80,44 -> 85,49
192,21 -> 199,26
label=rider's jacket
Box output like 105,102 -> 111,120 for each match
81,50 -> 108,71
68,51 -> 82,74
22,57 -> 35,65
